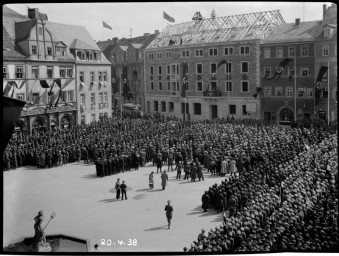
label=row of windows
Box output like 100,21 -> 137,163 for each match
79,71 -> 108,82
263,66 -> 312,77
23,90 -> 75,105
80,112 -> 108,124
148,46 -> 251,60
263,45 -> 336,58
149,101 -> 248,115
76,51 -> 102,61
79,92 -> 108,104
150,80 -> 249,92
149,62 -> 247,75
2,66 -> 74,79
31,45 -> 67,57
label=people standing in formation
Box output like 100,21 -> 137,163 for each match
164,200 -> 173,229
190,132 -> 338,252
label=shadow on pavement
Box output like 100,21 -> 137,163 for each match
144,225 -> 168,231
186,205 -> 217,217
132,194 -> 147,200
98,198 -> 121,203
82,173 -> 98,179
136,188 -> 150,192
147,188 -> 163,192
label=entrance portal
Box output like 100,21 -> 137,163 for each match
279,108 -> 293,125
211,105 -> 218,119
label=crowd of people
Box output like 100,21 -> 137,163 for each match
187,133 -> 338,252
2,115 -> 338,252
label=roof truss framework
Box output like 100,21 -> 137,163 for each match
147,10 -> 286,48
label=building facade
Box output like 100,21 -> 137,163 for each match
260,19 -> 320,125
314,3 -> 337,123
144,11 -> 285,120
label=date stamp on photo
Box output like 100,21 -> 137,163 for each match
100,239 -> 137,246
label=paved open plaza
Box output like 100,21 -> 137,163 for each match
4,162 -> 227,252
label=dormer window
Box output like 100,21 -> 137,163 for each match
56,48 -> 61,56
324,27 -> 333,37
32,45 -> 37,55
81,52 -> 86,60
39,27 -> 43,35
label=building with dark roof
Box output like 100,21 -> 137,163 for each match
144,10 -> 285,120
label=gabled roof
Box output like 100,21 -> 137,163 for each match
147,10 -> 285,49
131,43 -> 143,49
262,20 -> 322,44
69,38 -> 99,51
119,45 -> 128,52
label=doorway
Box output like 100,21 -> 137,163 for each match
211,105 -> 218,119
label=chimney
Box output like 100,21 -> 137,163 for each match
295,18 -> 300,26
323,4 -> 327,19
155,30 -> 159,35
113,37 -> 119,44
144,33 -> 150,36
28,8 -> 39,19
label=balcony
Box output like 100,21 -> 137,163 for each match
203,89 -> 223,97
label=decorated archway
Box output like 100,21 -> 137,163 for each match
278,107 -> 294,125
32,117 -> 47,134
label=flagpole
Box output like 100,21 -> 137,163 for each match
102,20 -> 104,41
327,61 -> 330,125
294,51 -> 297,122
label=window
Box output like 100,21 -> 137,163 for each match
301,46 -> 308,57
224,47 -> 233,55
47,67 -> 53,78
88,53 -> 93,60
265,87 -> 271,96
32,66 -> 39,78
91,93 -> 95,103
229,104 -> 236,115
264,67 -> 271,77
241,62 -> 249,73
286,87 -> 293,97
81,52 -> 86,60
172,82 -> 176,91
157,52 -> 163,59
193,103 -> 201,115
225,81 -> 233,92
38,27 -> 43,35
59,67 -> 66,78
324,27 -> 332,37
67,67 -> 73,77
298,88 -> 304,97
16,66 -> 23,78
195,49 -> 203,57
209,48 -> 218,56
98,72 -> 103,81
81,115 -> 85,125
276,47 -> 283,58
32,45 -> 37,55
47,47 -> 52,56
3,66 -> 7,78
154,101 -> 158,111
323,88 -> 328,98
276,87 -> 283,96
288,47 -> 295,57
181,50 -> 189,57
210,63 -> 217,74
91,114 -> 96,122
167,65 -> 170,74
61,49 -> 66,56
61,91 -> 67,102
307,88 -> 313,97
166,51 -> 171,59
225,62 -> 232,73
150,82 -> 154,90
264,48 -> 271,58
288,67 -> 295,76
79,72 -> 84,82
150,66 -> 154,75
104,92 -> 108,102
158,81 -> 162,91
99,92 -> 103,103
241,81 -> 249,92
90,72 -> 94,82
103,72 -> 107,81
149,53 -> 154,60
158,66 -> 162,75
68,91 -> 74,102
161,101 -> 166,112
169,102 -> 174,113
167,82 -> 171,91
80,94 -> 85,105
17,93 -> 25,101
33,93 -> 39,104
95,52 -> 101,61
196,81 -> 203,92
181,103 -> 189,114
196,64 -> 203,74
240,46 -> 250,55
322,45 -> 329,56
242,105 -> 247,115
177,82 -> 180,91
301,67 -> 309,76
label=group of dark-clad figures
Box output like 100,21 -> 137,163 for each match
3,114 -> 338,252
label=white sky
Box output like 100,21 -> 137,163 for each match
6,2 -> 335,42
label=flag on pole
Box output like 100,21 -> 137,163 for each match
315,66 -> 328,105
163,11 -> 175,23
265,58 -> 294,80
217,59 -> 227,69
103,21 -> 112,30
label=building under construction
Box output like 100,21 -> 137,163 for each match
144,10 -> 285,120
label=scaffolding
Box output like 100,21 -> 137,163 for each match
147,10 -> 285,49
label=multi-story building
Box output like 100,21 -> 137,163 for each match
3,6 -> 111,133
99,32 -> 158,112
260,18 -> 320,125
46,20 -> 112,124
314,3 -> 337,123
144,11 -> 285,120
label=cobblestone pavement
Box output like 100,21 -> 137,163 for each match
4,162 -> 228,252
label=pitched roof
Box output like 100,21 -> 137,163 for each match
3,5 -> 29,40
15,19 -> 37,42
147,10 -> 285,49
69,38 -> 99,50
3,26 -> 26,60
262,20 -> 322,44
